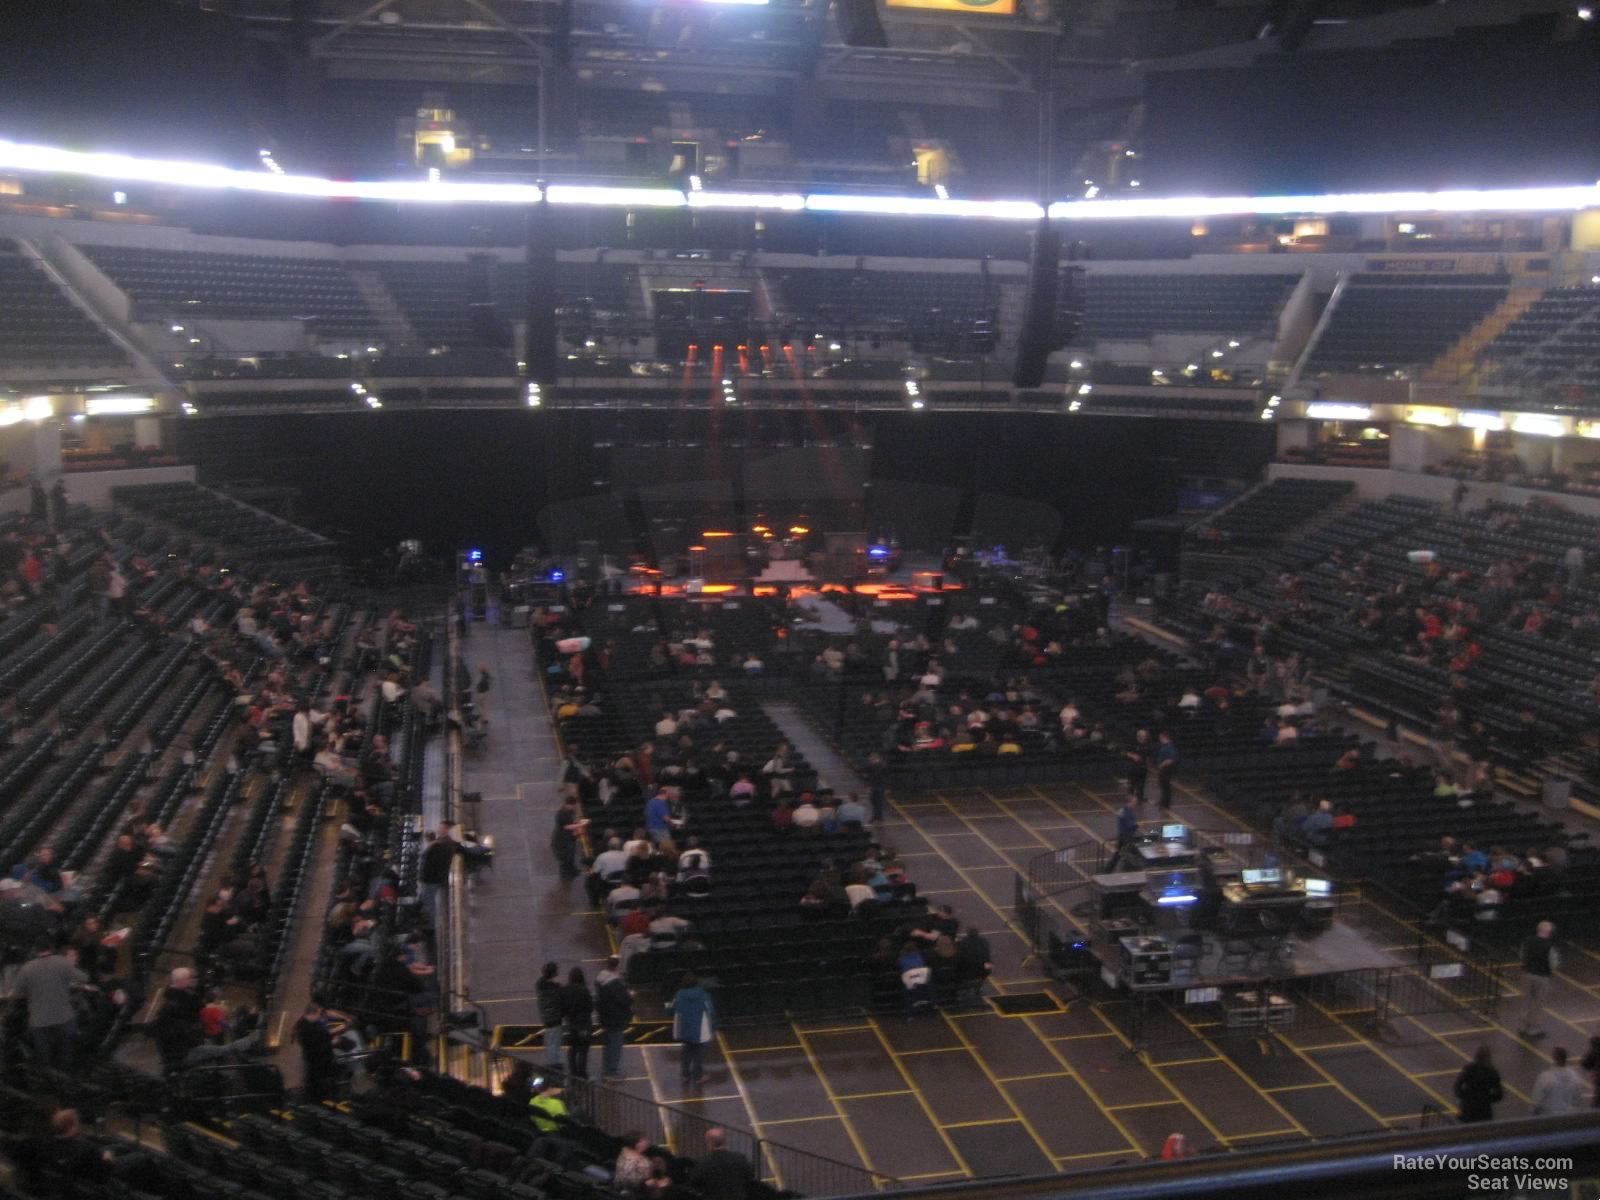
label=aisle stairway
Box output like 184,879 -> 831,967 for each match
347,266 -> 421,352
1423,286 -> 1542,383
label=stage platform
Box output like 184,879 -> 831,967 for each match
1087,917 -> 1405,994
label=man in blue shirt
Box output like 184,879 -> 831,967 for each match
1155,731 -> 1179,811
1299,799 -> 1334,847
1115,795 -> 1140,867
644,790 -> 672,844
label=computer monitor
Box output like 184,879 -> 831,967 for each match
1241,868 -> 1283,887
1303,878 -> 1332,896
1161,823 -> 1186,841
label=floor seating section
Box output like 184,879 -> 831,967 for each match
1304,274 -> 1508,374
81,244 -> 378,337
0,240 -> 125,367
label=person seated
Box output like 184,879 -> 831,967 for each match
618,904 -> 652,939
614,1133 -> 670,1196
587,837 -> 630,906
792,794 -> 821,830
607,880 -> 643,922
676,838 -> 711,882
648,909 -> 689,942
844,867 -> 876,910
313,746 -> 360,789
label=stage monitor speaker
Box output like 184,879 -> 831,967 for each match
1011,218 -> 1060,389
835,0 -> 887,48
525,200 -> 559,387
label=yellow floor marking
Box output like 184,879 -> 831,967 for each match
862,1017 -> 974,1178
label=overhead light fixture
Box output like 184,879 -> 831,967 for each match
1511,413 -> 1566,437
0,395 -> 55,427
1406,406 -> 1455,427
527,382 -> 543,407
686,190 -> 804,211
1457,410 -> 1505,431
933,184 -> 949,200
545,184 -> 684,208
1306,402 -> 1372,420
84,396 -> 156,415
805,194 -> 1044,221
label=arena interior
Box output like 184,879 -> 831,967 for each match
1,0 -> 1599,1197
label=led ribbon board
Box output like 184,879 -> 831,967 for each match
2,138 -> 1599,219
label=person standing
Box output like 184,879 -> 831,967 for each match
1517,920 -> 1558,1039
1580,1036 -> 1600,1108
1453,1045 -> 1503,1123
1530,1046 -> 1588,1115
596,956 -> 634,1079
294,1004 -> 338,1104
687,1128 -> 754,1200
152,967 -> 204,1076
1155,730 -> 1179,811
418,825 -> 457,930
865,752 -> 888,825
1125,729 -> 1151,804
666,972 -> 714,1086
13,943 -> 89,1072
552,798 -> 586,880
1115,794 -> 1140,866
561,966 -> 594,1079
537,962 -> 565,1073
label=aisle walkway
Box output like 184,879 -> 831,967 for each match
762,701 -> 866,796
459,616 -> 610,1029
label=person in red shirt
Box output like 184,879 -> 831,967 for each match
619,907 -> 651,938
199,992 -> 229,1044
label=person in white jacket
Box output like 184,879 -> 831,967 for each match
1530,1046 -> 1589,1115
